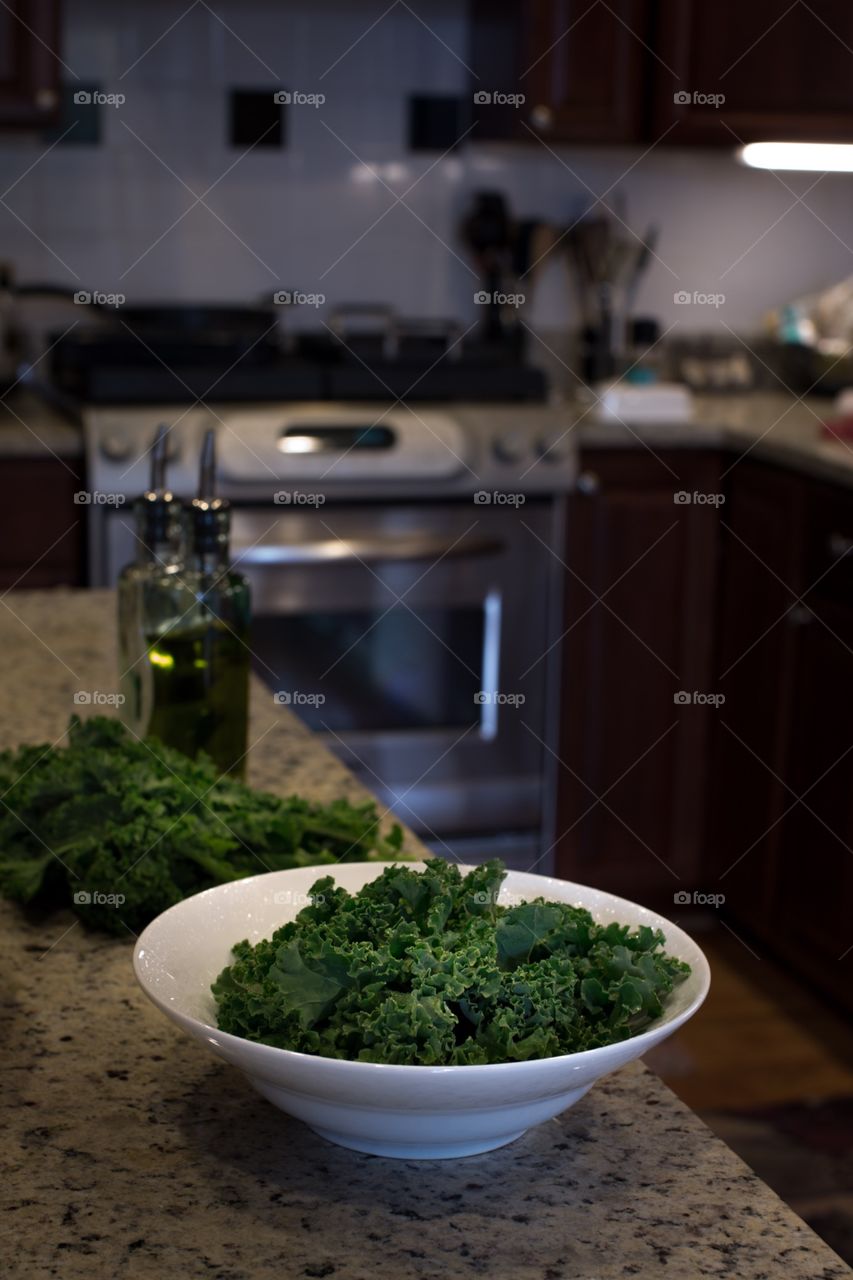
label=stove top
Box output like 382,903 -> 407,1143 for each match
50,305 -> 548,405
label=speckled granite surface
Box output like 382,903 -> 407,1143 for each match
574,391 -> 853,487
2,591 -> 850,1280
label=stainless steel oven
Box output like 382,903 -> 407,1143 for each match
85,399 -> 575,866
232,499 -> 562,850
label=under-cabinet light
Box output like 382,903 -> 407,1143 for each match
739,141 -> 853,172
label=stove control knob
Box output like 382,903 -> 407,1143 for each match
100,431 -> 134,462
492,431 -> 528,464
536,432 -> 572,463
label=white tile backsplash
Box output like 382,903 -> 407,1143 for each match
1,0 -> 853,339
62,0 -> 122,80
116,2 -> 220,88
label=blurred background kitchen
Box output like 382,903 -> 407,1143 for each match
2,0 -> 853,1259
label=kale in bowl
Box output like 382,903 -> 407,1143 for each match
213,859 -> 690,1066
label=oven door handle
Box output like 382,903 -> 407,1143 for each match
234,533 -> 502,567
478,589 -> 503,742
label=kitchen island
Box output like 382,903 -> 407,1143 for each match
2,591 -> 850,1280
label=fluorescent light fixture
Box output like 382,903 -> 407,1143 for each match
739,141 -> 853,171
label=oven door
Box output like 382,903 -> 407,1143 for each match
232,500 -> 553,839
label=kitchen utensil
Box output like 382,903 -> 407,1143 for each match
134,861 -> 710,1160
460,190 -> 516,341
624,225 -> 659,318
566,218 -> 659,383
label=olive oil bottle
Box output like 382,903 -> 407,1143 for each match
117,425 -> 183,736
139,429 -> 251,777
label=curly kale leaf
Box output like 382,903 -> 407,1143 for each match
213,859 -> 691,1066
0,715 -> 407,936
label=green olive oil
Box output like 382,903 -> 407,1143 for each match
127,426 -> 252,778
143,621 -> 249,775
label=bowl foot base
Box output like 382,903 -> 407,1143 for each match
308,1127 -> 528,1160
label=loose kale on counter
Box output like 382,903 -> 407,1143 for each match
213,859 -> 690,1065
0,715 -> 405,936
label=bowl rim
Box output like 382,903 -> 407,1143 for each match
133,861 -> 711,1075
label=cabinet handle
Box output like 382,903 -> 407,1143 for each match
828,531 -> 853,560
529,104 -> 554,132
576,471 -> 600,495
787,604 -> 813,627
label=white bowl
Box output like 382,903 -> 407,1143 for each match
133,862 -> 710,1160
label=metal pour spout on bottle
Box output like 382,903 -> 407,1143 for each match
117,425 -> 183,735
124,427 -> 252,777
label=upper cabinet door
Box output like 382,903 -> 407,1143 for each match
472,0 -> 650,144
654,0 -> 853,144
522,0 -> 650,142
0,0 -> 60,128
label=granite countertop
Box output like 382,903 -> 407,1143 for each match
570,391 -> 853,488
2,590 -> 851,1280
0,390 -> 82,460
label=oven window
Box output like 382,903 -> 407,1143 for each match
251,607 -> 484,732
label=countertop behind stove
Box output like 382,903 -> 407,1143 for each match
0,391 -> 82,459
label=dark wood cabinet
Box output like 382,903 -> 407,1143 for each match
471,0 -> 853,146
0,457 -> 85,589
0,0 -> 60,128
521,0 -> 649,143
653,0 -> 853,144
556,447 -> 853,1010
554,449 -> 721,907
771,478 -> 853,1001
706,462 -> 853,1011
774,592 -> 853,1005
706,463 -> 805,935
471,0 -> 650,143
